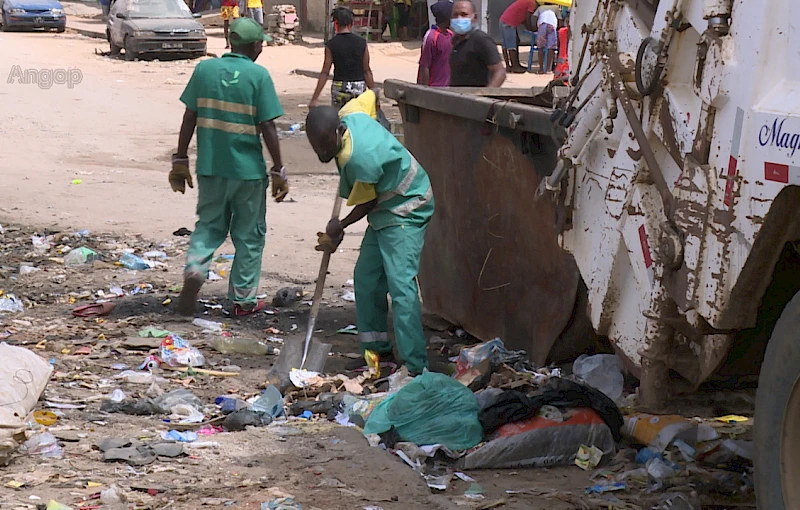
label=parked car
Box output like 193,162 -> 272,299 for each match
0,0 -> 66,32
107,0 -> 207,61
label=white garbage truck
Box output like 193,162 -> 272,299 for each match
541,0 -> 799,505
384,0 -> 798,505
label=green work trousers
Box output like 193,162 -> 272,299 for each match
185,176 -> 267,306
355,223 -> 429,374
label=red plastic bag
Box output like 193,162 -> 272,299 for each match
462,408 -> 616,469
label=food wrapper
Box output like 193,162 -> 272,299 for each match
160,334 -> 205,367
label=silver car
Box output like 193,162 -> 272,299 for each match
107,0 -> 207,61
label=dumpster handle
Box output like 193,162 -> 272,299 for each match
481,100 -> 512,137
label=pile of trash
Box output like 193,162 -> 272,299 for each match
271,336 -> 754,505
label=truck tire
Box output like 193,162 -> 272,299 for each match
755,290 -> 800,509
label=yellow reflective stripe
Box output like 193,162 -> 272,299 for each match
197,98 -> 257,116
197,117 -> 258,136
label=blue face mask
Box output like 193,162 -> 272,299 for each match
450,17 -> 473,35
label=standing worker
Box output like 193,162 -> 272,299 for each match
448,0 -> 506,87
417,0 -> 453,87
309,7 -> 375,108
498,0 -> 537,73
534,5 -> 558,74
170,18 -> 289,317
306,90 -> 435,376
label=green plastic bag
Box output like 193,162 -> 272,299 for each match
363,371 -> 483,451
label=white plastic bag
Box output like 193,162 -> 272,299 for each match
0,343 -> 54,465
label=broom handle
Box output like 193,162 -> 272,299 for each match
301,192 -> 344,368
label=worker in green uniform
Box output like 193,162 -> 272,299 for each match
306,90 -> 435,375
169,17 -> 289,317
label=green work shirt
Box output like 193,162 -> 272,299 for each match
336,112 -> 434,230
179,53 -> 284,181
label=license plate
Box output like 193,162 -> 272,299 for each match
33,16 -> 43,23
162,42 -> 183,49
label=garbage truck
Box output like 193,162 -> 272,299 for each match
384,0 -> 799,506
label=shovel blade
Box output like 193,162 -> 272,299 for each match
266,337 -> 331,393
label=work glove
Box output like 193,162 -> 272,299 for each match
169,154 -> 193,194
270,166 -> 289,202
315,231 -> 343,253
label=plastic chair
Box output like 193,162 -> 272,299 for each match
519,29 -> 539,71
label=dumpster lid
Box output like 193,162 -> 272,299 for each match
383,80 -> 564,138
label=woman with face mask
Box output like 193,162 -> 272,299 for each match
448,0 -> 506,87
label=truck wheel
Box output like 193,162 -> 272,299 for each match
755,290 -> 800,509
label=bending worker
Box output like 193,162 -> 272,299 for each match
306,91 -> 434,376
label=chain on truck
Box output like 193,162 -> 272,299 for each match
530,0 -> 800,506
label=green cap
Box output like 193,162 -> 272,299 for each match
229,17 -> 272,44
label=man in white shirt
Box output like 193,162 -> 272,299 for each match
535,7 -> 559,74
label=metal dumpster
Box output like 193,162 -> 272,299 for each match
383,81 -> 581,365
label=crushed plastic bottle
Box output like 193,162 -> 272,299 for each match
119,252 -> 152,270
192,318 -> 223,332
21,432 -> 63,458
252,385 -> 284,418
573,354 -> 624,403
210,336 -> 279,355
0,294 -> 24,313
646,457 -> 679,480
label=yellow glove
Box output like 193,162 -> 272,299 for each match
270,166 -> 289,202
315,232 -> 343,252
169,154 -> 193,194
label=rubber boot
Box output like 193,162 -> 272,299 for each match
502,49 -> 511,71
508,49 -> 527,73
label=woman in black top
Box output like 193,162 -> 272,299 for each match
309,7 -> 375,109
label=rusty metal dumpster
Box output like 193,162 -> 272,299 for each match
383,80 -> 580,366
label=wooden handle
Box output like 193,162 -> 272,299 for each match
301,192 -> 344,367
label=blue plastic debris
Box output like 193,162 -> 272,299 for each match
586,482 -> 626,494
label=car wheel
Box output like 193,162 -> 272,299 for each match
123,36 -> 137,61
109,34 -> 121,55
755,290 -> 800,509
56,26 -> 64,33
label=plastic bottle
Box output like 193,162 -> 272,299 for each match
119,253 -> 151,270
22,432 -> 63,458
193,318 -> 223,332
210,337 -> 279,355
252,385 -> 284,418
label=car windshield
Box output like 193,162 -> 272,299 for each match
127,0 -> 193,19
